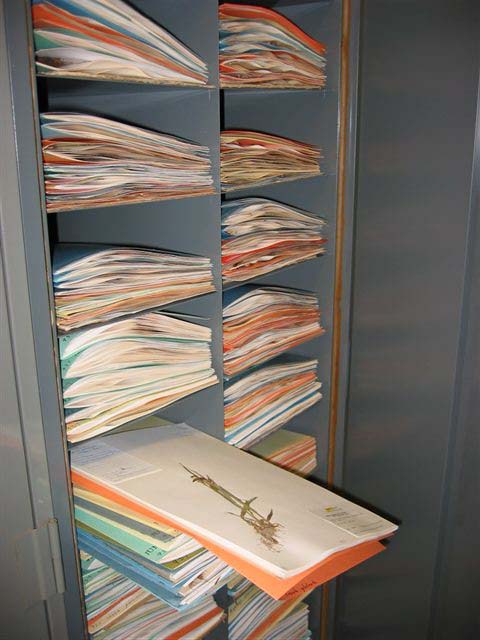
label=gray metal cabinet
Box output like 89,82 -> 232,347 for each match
1,1 -> 479,640
1,0 -> 354,638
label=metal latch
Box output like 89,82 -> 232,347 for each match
14,518 -> 65,607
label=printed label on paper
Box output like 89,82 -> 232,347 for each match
310,505 -> 387,538
71,440 -> 158,484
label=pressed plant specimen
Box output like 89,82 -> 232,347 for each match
182,465 -> 283,550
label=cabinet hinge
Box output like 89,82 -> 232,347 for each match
15,518 -> 66,607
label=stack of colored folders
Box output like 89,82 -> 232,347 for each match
219,3 -> 326,89
32,0 -> 209,85
224,358 -> 322,448
222,197 -> 327,283
60,311 -> 218,443
71,421 -> 397,600
223,287 -> 324,378
80,551 -> 224,639
220,130 -> 321,192
41,113 -> 214,212
250,430 -> 317,477
53,244 -> 214,331
74,480 -> 233,610
262,602 -> 311,640
228,577 -> 311,640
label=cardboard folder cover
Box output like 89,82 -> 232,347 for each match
71,422 -> 396,599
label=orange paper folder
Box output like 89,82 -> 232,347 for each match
72,470 -> 386,601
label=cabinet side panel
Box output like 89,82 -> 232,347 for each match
336,1 -> 479,639
428,67 -> 480,640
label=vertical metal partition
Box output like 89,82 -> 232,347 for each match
2,0 -> 84,637
428,70 -> 480,639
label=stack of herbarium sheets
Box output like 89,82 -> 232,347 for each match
219,3 -> 326,89
222,198 -> 327,284
81,551 -> 224,639
224,357 -> 322,449
41,113 -> 214,212
33,0 -> 209,85
223,286 -> 324,378
221,130 -> 321,192
228,576 -> 311,640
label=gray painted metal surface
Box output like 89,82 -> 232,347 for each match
335,2 -> 480,639
332,0 -> 360,492
0,254 -> 52,640
0,1 -> 74,637
327,3 -> 362,638
428,69 -> 480,640
2,0 -> 86,636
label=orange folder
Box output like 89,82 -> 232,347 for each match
72,471 -> 386,601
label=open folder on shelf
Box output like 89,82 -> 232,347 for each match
219,3 -> 326,89
80,551 -> 224,639
32,0 -> 209,86
222,197 -> 327,284
223,286 -> 324,378
71,421 -> 398,601
53,244 -> 214,331
221,130 -> 321,192
60,310 -> 218,442
224,357 -> 322,449
41,113 -> 214,212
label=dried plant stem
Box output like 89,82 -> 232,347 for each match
182,465 -> 282,550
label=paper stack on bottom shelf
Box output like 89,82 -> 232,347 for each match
80,551 -> 224,640
262,602 -> 311,640
228,576 -> 311,640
